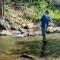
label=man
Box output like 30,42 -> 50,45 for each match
41,10 -> 51,57
41,10 -> 51,38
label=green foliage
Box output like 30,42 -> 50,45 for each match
5,0 -> 60,23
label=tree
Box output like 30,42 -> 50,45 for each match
0,0 -> 3,17
0,0 -> 5,18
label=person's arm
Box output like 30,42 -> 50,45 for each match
41,15 -> 44,22
49,16 -> 54,26
49,16 -> 53,22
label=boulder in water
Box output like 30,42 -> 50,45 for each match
0,30 -> 12,36
11,30 -> 21,34
28,32 -> 35,36
47,26 -> 57,33
34,31 -> 42,35
17,32 -> 28,37
28,23 -> 34,29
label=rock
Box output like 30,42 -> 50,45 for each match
11,30 -> 21,34
33,23 -> 39,29
0,19 -> 5,25
56,27 -> 60,32
11,23 -> 21,30
28,28 -> 34,32
0,24 -> 6,29
34,31 -> 42,35
28,23 -> 34,29
17,34 -> 25,37
0,30 -> 12,36
28,32 -> 35,36
0,33 -> 7,36
47,26 -> 57,33
21,54 -> 35,60
21,21 -> 28,29
17,32 -> 28,37
55,21 -> 60,27
0,18 -> 10,30
20,28 -> 28,33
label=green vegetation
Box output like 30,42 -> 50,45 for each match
5,0 -> 60,24
0,1 -> 60,59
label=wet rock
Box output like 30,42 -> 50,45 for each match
0,24 -> 6,30
34,31 -> 42,35
0,33 -> 7,36
0,18 -> 10,30
17,34 -> 25,37
47,26 -> 57,33
21,54 -> 35,60
17,32 -> 28,37
11,30 -> 21,34
0,30 -> 12,36
28,23 -> 34,29
55,21 -> 60,27
20,28 -> 28,33
11,22 -> 21,30
21,21 -> 28,29
55,27 -> 60,32
28,32 -> 35,36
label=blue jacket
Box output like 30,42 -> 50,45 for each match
41,14 -> 50,28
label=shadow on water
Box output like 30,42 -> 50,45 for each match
10,38 -> 60,57
10,41 -> 42,56
40,39 -> 48,57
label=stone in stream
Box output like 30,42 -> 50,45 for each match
28,32 -> 35,36
55,27 -> 60,32
11,23 -> 21,31
47,26 -> 57,33
17,32 -> 28,37
55,21 -> 60,27
0,30 -> 12,36
0,19 -> 6,29
34,31 -> 42,35
20,28 -> 27,33
0,18 -> 10,30
28,23 -> 34,29
21,54 -> 35,60
11,30 -> 21,34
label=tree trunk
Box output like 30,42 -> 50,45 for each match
0,0 -> 4,18
0,0 -> 3,17
2,0 -> 4,17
